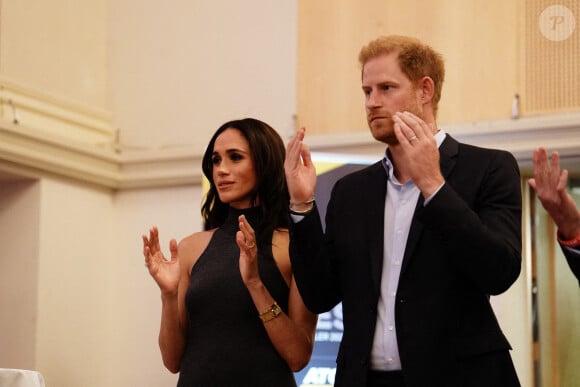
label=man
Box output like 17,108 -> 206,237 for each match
529,147 -> 580,283
284,35 -> 522,387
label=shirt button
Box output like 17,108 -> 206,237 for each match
387,358 -> 394,363
388,325 -> 394,331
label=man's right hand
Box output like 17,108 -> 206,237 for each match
284,127 -> 317,207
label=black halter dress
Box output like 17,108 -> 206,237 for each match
176,207 -> 296,387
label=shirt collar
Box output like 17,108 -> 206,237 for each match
382,129 -> 446,177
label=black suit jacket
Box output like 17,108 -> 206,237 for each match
561,245 -> 580,284
290,135 -> 522,387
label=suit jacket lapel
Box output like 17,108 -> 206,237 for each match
438,134 -> 459,179
367,162 -> 388,296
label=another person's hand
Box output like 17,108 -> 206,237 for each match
284,127 -> 317,206
143,227 -> 180,296
528,147 -> 580,240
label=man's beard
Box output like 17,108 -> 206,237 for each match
368,103 -> 424,145
368,120 -> 398,145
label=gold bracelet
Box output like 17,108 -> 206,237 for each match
289,197 -> 315,215
259,302 -> 282,323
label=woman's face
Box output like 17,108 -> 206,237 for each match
211,128 -> 257,209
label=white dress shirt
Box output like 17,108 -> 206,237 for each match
370,130 -> 446,371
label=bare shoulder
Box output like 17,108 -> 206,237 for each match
272,228 -> 291,284
272,227 -> 290,246
178,229 -> 215,274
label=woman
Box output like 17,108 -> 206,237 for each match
143,118 -> 317,386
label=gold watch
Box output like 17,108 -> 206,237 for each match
259,302 -> 282,323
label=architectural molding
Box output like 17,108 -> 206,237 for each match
0,120 -> 120,188
119,148 -> 203,190
1,111 -> 579,190
0,77 -> 114,144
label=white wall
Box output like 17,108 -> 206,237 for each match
34,178 -> 116,385
0,0 -> 109,109
0,179 -> 40,369
109,0 -> 298,152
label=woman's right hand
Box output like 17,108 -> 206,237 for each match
143,227 -> 180,295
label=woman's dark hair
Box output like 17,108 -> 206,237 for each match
201,118 -> 289,245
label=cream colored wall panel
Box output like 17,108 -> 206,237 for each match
35,178 -> 116,387
109,0 -> 297,152
0,0 -> 109,110
0,180 -> 40,370
522,0 -> 580,114
297,0 -> 519,134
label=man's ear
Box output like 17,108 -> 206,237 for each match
418,76 -> 435,104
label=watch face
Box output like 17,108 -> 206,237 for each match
259,302 -> 282,322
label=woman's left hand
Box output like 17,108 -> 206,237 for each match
236,215 -> 260,286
